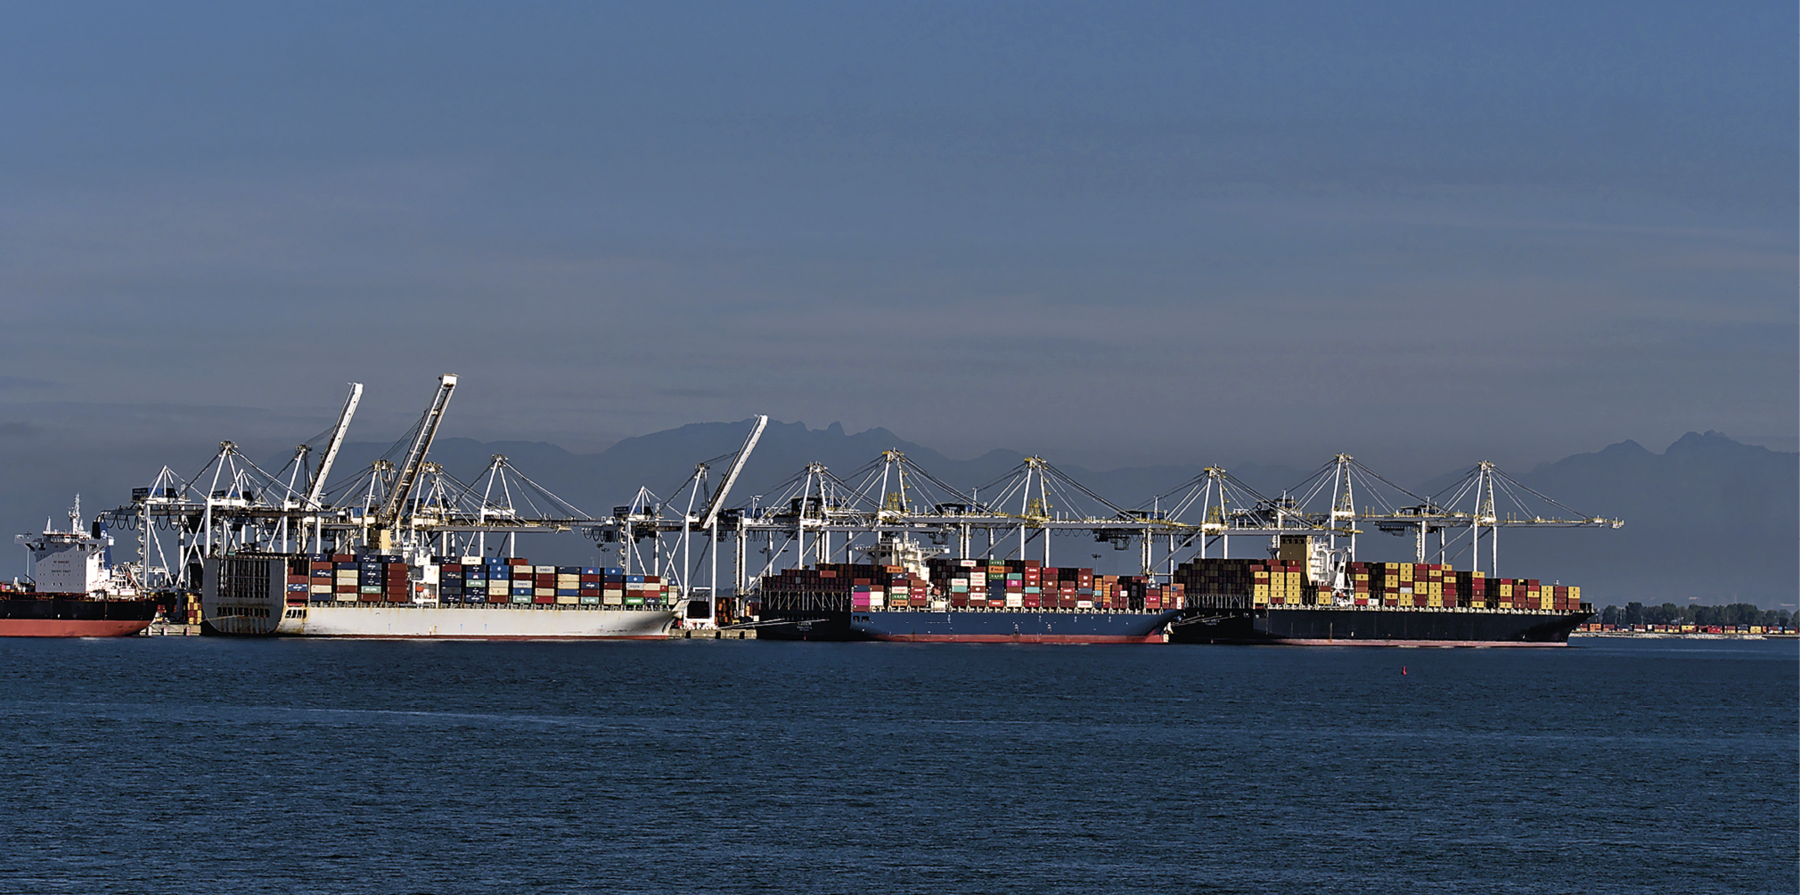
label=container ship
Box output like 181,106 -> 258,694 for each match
5,498 -> 159,637
201,553 -> 677,639
1169,550 -> 1590,646
754,537 -> 1181,643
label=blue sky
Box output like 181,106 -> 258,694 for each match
1,1 -> 1793,487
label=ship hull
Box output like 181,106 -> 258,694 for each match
0,597 -> 159,637
1169,606 -> 1590,646
205,603 -> 677,639
283,605 -> 675,639
757,608 -> 1180,643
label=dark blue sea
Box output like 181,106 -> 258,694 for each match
1,636 -> 1793,894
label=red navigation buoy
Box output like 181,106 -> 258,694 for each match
1402,666 -> 1407,675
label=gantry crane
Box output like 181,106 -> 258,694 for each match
371,373 -> 457,552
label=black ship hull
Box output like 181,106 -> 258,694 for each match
1169,606 -> 1590,646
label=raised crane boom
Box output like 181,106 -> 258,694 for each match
376,374 -> 458,533
699,415 -> 768,530
305,382 -> 363,508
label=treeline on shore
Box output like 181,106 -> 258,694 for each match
1598,602 -> 1791,629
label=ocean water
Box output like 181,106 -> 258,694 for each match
0,636 -> 1792,894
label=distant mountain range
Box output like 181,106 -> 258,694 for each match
2,419 -> 1791,608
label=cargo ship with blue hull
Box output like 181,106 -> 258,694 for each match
753,536 -> 1182,643
1167,549 -> 1591,647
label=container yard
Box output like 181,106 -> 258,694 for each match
35,375 -> 1621,645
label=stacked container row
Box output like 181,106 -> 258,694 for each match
432,557 -> 667,608
1174,557 -> 1583,612
757,558 -> 1180,614
294,553 -> 411,604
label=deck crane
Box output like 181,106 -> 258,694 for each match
372,374 -> 457,552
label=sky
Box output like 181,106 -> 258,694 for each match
1,1 -> 1794,496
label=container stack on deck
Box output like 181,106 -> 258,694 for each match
757,558 -> 1181,614
279,555 -> 673,609
757,563 -> 915,615
295,554 -> 411,604
1176,558 -> 1310,609
433,559 -> 667,608
1174,557 -> 1585,613
921,559 -> 1179,611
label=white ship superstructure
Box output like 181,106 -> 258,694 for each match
16,497 -> 138,597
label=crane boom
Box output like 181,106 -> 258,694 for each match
698,415 -> 767,529
377,373 -> 458,530
305,382 -> 363,507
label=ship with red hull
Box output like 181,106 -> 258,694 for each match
0,595 -> 158,637
8,498 -> 159,637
